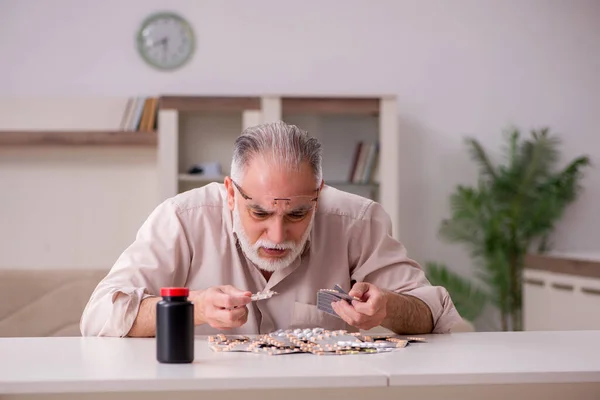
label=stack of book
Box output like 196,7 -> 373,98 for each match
347,141 -> 379,184
119,97 -> 159,132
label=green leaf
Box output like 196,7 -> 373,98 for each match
465,137 -> 498,180
435,126 -> 590,330
504,128 -> 520,169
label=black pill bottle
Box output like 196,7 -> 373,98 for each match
156,287 -> 194,363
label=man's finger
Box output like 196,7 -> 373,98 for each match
333,301 -> 379,330
348,282 -> 370,299
213,292 -> 252,309
331,301 -> 354,325
220,285 -> 252,297
351,299 -> 377,316
214,306 -> 248,325
332,300 -> 366,326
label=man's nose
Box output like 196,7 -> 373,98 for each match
266,216 -> 286,244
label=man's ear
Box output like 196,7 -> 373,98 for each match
315,179 -> 325,210
224,176 -> 235,211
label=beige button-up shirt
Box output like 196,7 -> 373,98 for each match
80,183 -> 461,337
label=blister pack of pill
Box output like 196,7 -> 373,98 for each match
316,284 -> 363,318
251,289 -> 278,301
207,328 -> 425,356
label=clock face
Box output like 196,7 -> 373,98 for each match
137,12 -> 195,70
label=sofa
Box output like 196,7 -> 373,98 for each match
0,269 -> 108,337
0,268 -> 473,337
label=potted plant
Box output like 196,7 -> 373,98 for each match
427,127 -> 590,331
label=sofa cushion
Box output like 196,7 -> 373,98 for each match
0,269 -> 107,337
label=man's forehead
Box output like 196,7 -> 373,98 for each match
242,158 -> 317,197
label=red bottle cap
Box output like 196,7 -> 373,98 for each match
160,287 -> 189,297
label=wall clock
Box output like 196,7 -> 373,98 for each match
136,12 -> 195,71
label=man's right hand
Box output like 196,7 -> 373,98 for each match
190,285 -> 252,330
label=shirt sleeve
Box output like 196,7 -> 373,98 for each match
349,201 -> 463,334
80,199 -> 193,337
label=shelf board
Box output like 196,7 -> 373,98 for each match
0,130 -> 157,147
158,95 -> 382,115
159,96 -> 261,112
179,174 -> 226,182
282,97 -> 380,115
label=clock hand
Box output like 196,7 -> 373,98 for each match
163,38 -> 171,58
162,38 -> 168,54
149,37 -> 168,48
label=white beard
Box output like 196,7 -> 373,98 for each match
233,205 -> 314,272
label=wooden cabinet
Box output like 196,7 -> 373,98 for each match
524,254 -> 600,331
157,95 -> 403,239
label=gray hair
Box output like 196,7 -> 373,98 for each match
230,120 -> 323,186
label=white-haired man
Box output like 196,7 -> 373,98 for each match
81,121 -> 461,337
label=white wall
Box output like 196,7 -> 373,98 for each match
0,99 -> 158,268
1,1 -> 599,285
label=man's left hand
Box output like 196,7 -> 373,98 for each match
331,282 -> 388,330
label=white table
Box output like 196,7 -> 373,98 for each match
1,331 -> 599,400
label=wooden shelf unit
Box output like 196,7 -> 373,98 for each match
0,130 -> 157,147
0,95 -> 401,239
157,95 -> 401,239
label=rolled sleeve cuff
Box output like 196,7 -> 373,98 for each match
104,287 -> 152,337
403,285 -> 463,334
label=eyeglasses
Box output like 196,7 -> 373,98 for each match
231,180 -> 320,223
